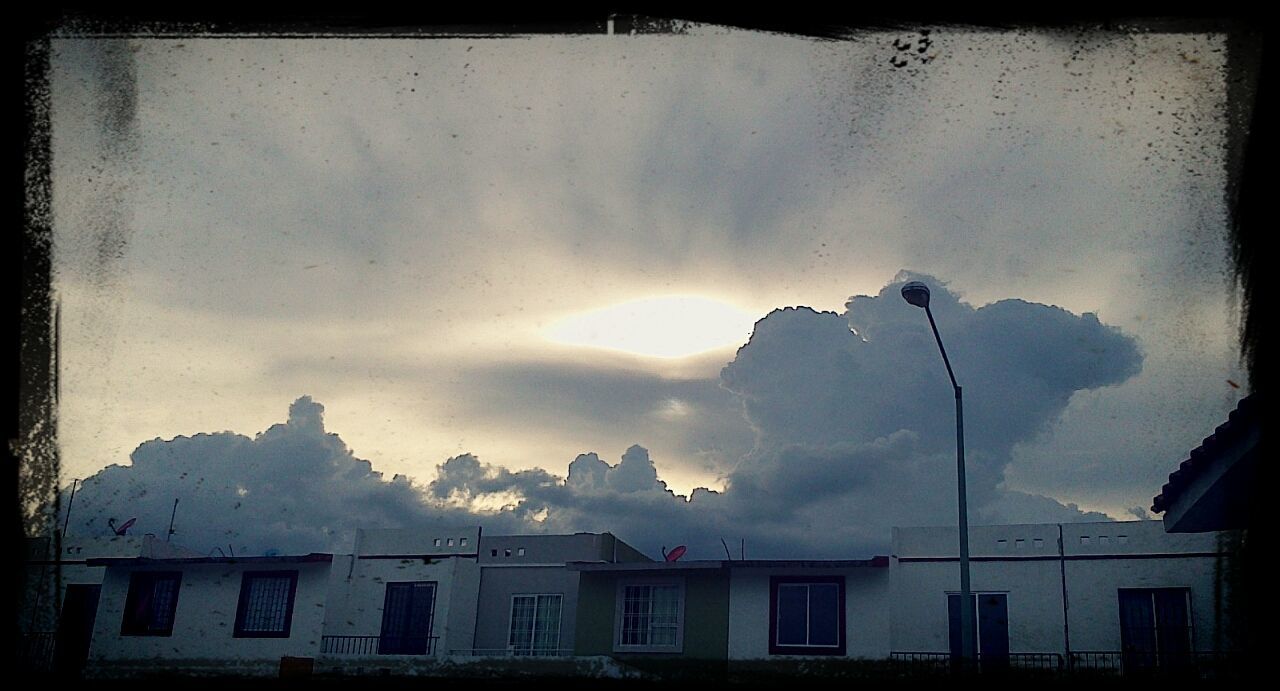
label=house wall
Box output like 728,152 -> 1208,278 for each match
22,536 -> 146,632
727,567 -> 891,660
320,558 -> 478,659
1059,522 -> 1222,653
470,532 -> 650,654
891,521 -> 1225,655
86,561 -> 331,677
573,569 -> 730,661
478,532 -> 643,564
472,566 -> 581,653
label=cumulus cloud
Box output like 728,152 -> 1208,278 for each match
62,275 -> 1141,558
59,396 -> 446,554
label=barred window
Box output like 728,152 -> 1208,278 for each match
121,571 -> 182,636
508,594 -> 563,656
234,571 -> 298,638
614,581 -> 683,652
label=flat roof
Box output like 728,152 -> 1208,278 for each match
569,557 -> 888,571
87,553 -> 334,567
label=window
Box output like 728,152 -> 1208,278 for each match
233,571 -> 298,638
1118,588 -> 1192,670
508,594 -> 563,656
769,577 -> 845,655
517,547 -> 526,557
380,581 -> 436,655
121,571 -> 181,636
614,580 -> 684,652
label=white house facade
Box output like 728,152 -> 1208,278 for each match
25,520 -> 1236,679
891,520 -> 1227,671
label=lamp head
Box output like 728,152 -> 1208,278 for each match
901,281 -> 931,309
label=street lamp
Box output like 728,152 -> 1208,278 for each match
901,280 -> 975,668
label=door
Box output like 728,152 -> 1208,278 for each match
380,582 -> 436,655
54,584 -> 101,676
948,592 -> 1009,669
1119,588 -> 1191,671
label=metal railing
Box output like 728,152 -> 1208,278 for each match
1070,651 -> 1238,677
18,632 -> 56,672
890,651 -> 1238,678
321,635 -> 439,656
449,647 -> 575,658
890,651 -> 1064,674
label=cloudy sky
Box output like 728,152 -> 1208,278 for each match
47,24 -> 1247,558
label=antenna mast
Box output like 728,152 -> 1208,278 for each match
62,479 -> 79,537
166,498 -> 179,542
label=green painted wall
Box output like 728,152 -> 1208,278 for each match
573,569 -> 730,661
574,573 -> 618,656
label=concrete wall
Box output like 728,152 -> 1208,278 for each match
320,554 -> 479,659
472,566 -> 581,653
470,532 -> 650,654
727,567 -> 891,660
356,526 -> 480,557
891,521 -> 1226,655
573,568 -> 729,661
22,535 -> 189,633
87,561 -> 331,677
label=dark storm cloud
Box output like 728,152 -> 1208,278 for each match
450,362 -> 754,472
63,275 -> 1138,558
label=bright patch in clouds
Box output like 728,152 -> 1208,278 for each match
546,296 -> 758,359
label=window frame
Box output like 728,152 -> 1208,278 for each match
233,570 -> 299,639
768,576 -> 846,656
507,592 -> 564,656
120,571 -> 182,637
1117,586 -> 1194,668
613,578 -> 685,654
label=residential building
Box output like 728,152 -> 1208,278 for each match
86,551 -> 335,677
891,520 -> 1227,672
27,520 -> 1233,679
569,556 -> 891,668
20,533 -> 202,675
466,532 -> 649,657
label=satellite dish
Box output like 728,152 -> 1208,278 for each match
112,517 -> 137,536
664,545 -> 687,562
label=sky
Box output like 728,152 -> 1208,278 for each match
45,24 -> 1247,559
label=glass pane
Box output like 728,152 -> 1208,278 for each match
808,584 -> 839,646
1153,589 -> 1191,661
509,595 -> 535,653
531,595 -> 562,654
150,577 -> 178,630
650,586 -> 679,646
777,584 -> 808,646
620,585 -> 650,645
241,576 -> 290,632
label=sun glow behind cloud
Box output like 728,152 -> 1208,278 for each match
545,296 -> 758,359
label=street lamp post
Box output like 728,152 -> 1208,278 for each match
901,280 -> 975,669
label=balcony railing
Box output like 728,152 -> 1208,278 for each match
321,635 -> 438,656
